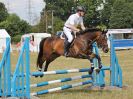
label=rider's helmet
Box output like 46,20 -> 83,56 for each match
76,6 -> 86,12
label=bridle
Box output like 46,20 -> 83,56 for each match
88,33 -> 107,48
88,35 -> 101,46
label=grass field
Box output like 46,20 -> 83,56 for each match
1,49 -> 133,99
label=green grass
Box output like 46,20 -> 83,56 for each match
1,49 -> 133,99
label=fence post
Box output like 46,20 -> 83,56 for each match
25,37 -> 30,98
6,38 -> 11,96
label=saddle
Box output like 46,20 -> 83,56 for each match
56,31 -> 66,39
56,31 -> 75,47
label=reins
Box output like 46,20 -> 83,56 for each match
88,35 -> 101,46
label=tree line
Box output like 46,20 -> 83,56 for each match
0,0 -> 133,42
38,0 -> 133,34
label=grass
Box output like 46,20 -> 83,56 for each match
1,49 -> 133,99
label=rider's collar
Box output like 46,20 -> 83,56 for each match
76,13 -> 81,18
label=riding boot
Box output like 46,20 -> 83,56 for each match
64,41 -> 71,57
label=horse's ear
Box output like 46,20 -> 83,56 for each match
102,29 -> 108,34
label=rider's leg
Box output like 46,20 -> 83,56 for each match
64,40 -> 71,56
63,27 -> 73,56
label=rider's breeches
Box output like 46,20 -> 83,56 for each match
63,27 -> 73,43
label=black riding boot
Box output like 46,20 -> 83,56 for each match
64,41 -> 71,57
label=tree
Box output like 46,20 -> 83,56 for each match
100,0 -> 116,27
39,0 -> 73,33
42,0 -> 105,30
73,0 -> 103,27
44,0 -> 76,20
0,2 -> 9,22
53,17 -> 64,34
109,0 -> 133,28
39,0 -> 133,32
0,14 -> 31,36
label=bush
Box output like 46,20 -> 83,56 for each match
12,35 -> 22,43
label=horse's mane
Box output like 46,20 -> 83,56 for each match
78,28 -> 102,35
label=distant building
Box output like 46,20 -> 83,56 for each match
0,29 -> 12,53
107,29 -> 133,49
20,33 -> 51,52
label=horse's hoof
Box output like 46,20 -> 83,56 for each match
94,68 -> 100,74
35,75 -> 39,78
99,65 -> 102,69
40,75 -> 44,78
88,69 -> 93,75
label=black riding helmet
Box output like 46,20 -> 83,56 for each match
76,6 -> 86,12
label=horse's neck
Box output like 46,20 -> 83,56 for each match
73,33 -> 95,49
77,33 -> 96,42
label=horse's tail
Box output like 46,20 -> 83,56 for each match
37,38 -> 47,69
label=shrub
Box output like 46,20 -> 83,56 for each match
11,35 -> 22,43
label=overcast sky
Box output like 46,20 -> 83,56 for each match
0,0 -> 45,25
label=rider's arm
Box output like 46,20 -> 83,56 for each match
65,15 -> 80,32
80,17 -> 85,30
81,22 -> 85,30
66,24 -> 80,32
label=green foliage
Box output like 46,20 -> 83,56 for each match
53,17 -> 64,35
0,14 -> 31,37
79,0 -> 103,27
1,0 -> 133,37
31,24 -> 40,33
0,2 -> 8,22
109,0 -> 133,28
0,2 -> 31,39
100,1 -> 113,27
96,24 -> 107,30
44,0 -> 76,21
11,34 -> 22,43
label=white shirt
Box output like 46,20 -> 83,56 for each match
64,13 -> 83,27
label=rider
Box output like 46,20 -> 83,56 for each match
63,6 -> 86,56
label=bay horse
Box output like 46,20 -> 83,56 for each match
37,28 -> 109,73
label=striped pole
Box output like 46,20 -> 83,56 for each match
31,80 -> 92,96
31,67 -> 110,77
31,68 -> 90,76
30,74 -> 92,88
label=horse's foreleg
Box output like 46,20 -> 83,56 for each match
85,54 -> 94,74
88,59 -> 94,74
93,54 -> 102,69
88,53 -> 102,73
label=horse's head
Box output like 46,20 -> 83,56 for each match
96,29 -> 109,53
78,28 -> 109,53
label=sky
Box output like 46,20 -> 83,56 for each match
0,0 -> 46,25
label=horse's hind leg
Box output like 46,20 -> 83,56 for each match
42,53 -> 60,72
43,60 -> 51,72
37,59 -> 46,71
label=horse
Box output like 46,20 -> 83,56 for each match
36,28 -> 109,74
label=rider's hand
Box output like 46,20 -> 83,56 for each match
76,29 -> 80,32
